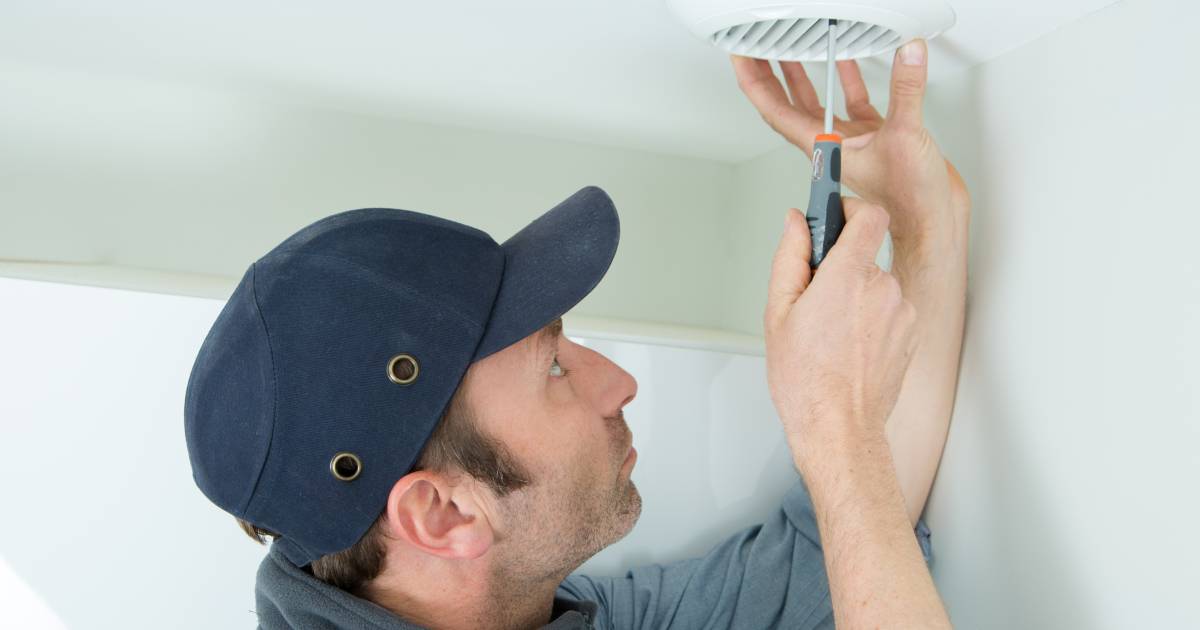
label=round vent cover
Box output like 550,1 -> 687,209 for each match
667,0 -> 956,61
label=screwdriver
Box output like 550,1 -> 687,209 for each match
806,18 -> 844,269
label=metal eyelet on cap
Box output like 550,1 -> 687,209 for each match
387,353 -> 419,385
330,452 -> 362,482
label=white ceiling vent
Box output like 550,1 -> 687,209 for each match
668,0 -> 956,61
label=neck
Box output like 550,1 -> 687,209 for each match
362,552 -> 566,630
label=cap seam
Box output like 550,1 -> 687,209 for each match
271,250 -> 483,333
240,261 -> 280,517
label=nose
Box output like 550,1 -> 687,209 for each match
618,371 -> 637,411
581,345 -> 637,417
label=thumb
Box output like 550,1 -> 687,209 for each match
765,208 -> 813,329
885,39 -> 928,130
824,198 -> 890,269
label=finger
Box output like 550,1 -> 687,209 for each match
731,55 -> 823,150
778,61 -> 823,117
825,198 -> 889,268
901,301 -> 920,365
765,208 -> 814,328
840,194 -> 890,258
836,60 -> 882,122
885,39 -> 928,130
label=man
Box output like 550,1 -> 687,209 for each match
184,39 -> 968,629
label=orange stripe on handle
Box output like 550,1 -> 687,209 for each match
815,133 -> 842,143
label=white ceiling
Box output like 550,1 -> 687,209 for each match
1,0 -> 1119,163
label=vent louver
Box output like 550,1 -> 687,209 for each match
711,18 -> 901,62
668,0 -> 955,62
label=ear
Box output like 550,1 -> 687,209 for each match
383,471 -> 494,560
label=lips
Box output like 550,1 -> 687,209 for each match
621,442 -> 637,475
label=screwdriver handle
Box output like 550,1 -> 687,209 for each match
805,134 -> 844,269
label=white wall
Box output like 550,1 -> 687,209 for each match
0,57 -> 736,332
728,0 -> 1200,626
697,0 -> 1200,625
0,55 -> 883,339
920,0 -> 1200,626
0,276 -> 800,629
710,1 -> 1200,624
0,279 -> 261,629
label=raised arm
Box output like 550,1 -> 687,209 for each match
764,197 -> 951,629
732,39 -> 970,524
561,41 -> 968,629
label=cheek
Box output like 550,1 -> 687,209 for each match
545,413 -> 612,478
509,412 -> 586,478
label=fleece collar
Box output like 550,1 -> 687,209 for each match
254,540 -> 597,629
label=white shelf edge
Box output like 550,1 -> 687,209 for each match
563,315 -> 764,357
0,261 -> 766,357
0,261 -> 237,300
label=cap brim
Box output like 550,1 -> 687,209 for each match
471,186 -> 619,362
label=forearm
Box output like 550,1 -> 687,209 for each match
884,204 -> 970,524
796,431 -> 952,629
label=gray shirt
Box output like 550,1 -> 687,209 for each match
254,475 -> 933,629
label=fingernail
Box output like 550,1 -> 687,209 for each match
900,41 -> 925,66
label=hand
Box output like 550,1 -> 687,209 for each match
732,40 -> 969,251
765,199 -> 918,467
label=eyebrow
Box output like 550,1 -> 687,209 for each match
534,317 -> 564,364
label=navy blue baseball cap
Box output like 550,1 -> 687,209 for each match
184,186 -> 619,567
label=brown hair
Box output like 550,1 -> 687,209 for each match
237,368 -> 532,595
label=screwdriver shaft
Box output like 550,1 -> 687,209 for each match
824,19 -> 837,134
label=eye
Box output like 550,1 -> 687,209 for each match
549,355 -> 570,378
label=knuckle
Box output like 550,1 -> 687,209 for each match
893,75 -> 924,96
880,272 -> 903,302
885,124 -> 925,148
737,76 -> 768,98
734,73 -> 758,93
862,204 -> 890,230
740,73 -> 776,97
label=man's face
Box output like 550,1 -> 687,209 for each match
465,317 -> 641,580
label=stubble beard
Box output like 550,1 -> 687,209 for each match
497,424 -> 643,588
527,456 -> 643,583
470,405 -> 645,630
